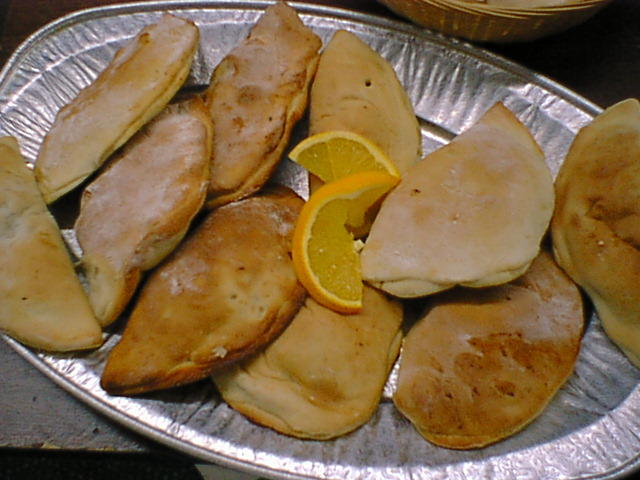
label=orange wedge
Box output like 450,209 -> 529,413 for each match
289,130 -> 400,182
292,171 -> 400,313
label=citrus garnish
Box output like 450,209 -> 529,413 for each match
292,171 -> 400,313
289,130 -> 400,182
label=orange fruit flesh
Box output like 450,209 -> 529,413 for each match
289,131 -> 400,184
296,137 -> 391,180
292,172 -> 400,313
307,198 -> 361,306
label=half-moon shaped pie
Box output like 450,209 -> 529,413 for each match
552,98 -> 640,367
309,30 -> 421,175
101,187 -> 305,395
75,97 -> 212,326
393,252 -> 583,449
361,102 -> 554,297
213,286 -> 403,440
0,136 -> 102,352
204,2 -> 321,208
34,14 -> 199,203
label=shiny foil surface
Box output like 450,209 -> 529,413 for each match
1,2 -> 639,479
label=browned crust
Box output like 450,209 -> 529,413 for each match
204,2 -> 322,209
100,188 -> 306,396
101,285 -> 305,396
551,99 -> 640,367
393,252 -> 584,449
205,55 -> 319,209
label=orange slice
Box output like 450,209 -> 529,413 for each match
288,130 -> 400,182
292,171 -> 400,313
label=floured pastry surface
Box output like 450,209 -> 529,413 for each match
101,188 -> 306,395
213,286 -> 403,440
75,97 -> 212,326
310,30 -> 421,175
35,14 -> 199,203
394,252 -> 583,449
204,2 -> 322,208
0,137 -> 102,352
361,102 -> 553,297
552,98 -> 640,367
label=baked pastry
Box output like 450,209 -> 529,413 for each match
75,97 -> 212,326
310,30 -> 421,175
204,1 -> 322,208
394,251 -> 584,449
0,136 -> 102,351
213,286 -> 403,440
35,14 -> 199,203
361,102 -> 554,297
552,98 -> 640,367
101,187 -> 305,395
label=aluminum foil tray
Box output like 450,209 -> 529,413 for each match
1,1 -> 639,479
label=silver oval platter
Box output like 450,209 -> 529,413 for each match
1,1 -> 640,479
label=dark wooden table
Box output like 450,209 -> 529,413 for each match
1,0 -> 639,474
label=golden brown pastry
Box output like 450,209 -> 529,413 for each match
35,14 -> 199,203
0,136 -> 102,352
101,187 -> 306,395
74,97 -> 212,327
394,252 -> 584,449
310,30 -> 421,175
213,286 -> 403,440
552,98 -> 640,367
204,1 -> 322,208
361,102 -> 554,297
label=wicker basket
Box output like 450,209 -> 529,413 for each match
376,0 -> 614,43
